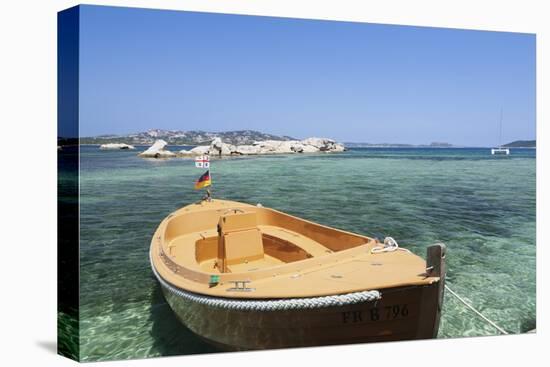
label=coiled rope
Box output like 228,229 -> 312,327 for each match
150,255 -> 381,312
444,284 -> 509,335
371,237 -> 411,254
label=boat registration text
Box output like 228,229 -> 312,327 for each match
342,304 -> 410,324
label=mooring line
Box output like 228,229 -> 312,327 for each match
445,284 -> 509,335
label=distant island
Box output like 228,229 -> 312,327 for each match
78,129 -> 345,157
344,142 -> 453,148
71,131 -> 536,149
80,129 -> 295,146
502,140 -> 536,148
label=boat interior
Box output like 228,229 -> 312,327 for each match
163,201 -> 369,273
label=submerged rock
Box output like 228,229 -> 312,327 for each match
100,143 -> 135,150
138,139 -> 176,158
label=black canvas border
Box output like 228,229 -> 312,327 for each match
57,5 -> 80,362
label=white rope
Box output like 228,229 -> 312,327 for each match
445,284 -> 509,335
371,237 -> 411,254
369,239 -> 509,335
151,255 -> 381,312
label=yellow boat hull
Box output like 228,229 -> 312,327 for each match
157,278 -> 441,350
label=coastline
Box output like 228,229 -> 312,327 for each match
75,143 -> 537,150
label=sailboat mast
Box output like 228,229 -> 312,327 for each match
498,108 -> 503,147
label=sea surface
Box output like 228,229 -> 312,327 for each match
67,146 -> 535,361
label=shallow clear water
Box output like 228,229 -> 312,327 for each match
76,146 -> 536,361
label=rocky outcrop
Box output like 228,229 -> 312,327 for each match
139,136 -> 346,159
100,143 -> 135,150
138,139 -> 176,158
189,145 -> 211,155
177,149 -> 195,156
231,144 -> 260,155
301,137 -> 345,152
174,137 -> 345,157
300,144 -> 319,153
209,137 -> 234,156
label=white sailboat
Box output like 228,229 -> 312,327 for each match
491,109 -> 510,155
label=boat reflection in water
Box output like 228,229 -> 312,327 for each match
150,199 -> 446,350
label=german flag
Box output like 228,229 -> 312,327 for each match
194,170 -> 212,190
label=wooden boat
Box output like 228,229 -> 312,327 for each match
150,199 -> 446,350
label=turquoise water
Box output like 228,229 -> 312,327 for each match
76,146 -> 536,361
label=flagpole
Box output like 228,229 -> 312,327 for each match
194,155 -> 213,201
208,153 -> 212,200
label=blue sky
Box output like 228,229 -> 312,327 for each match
78,5 -> 535,146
